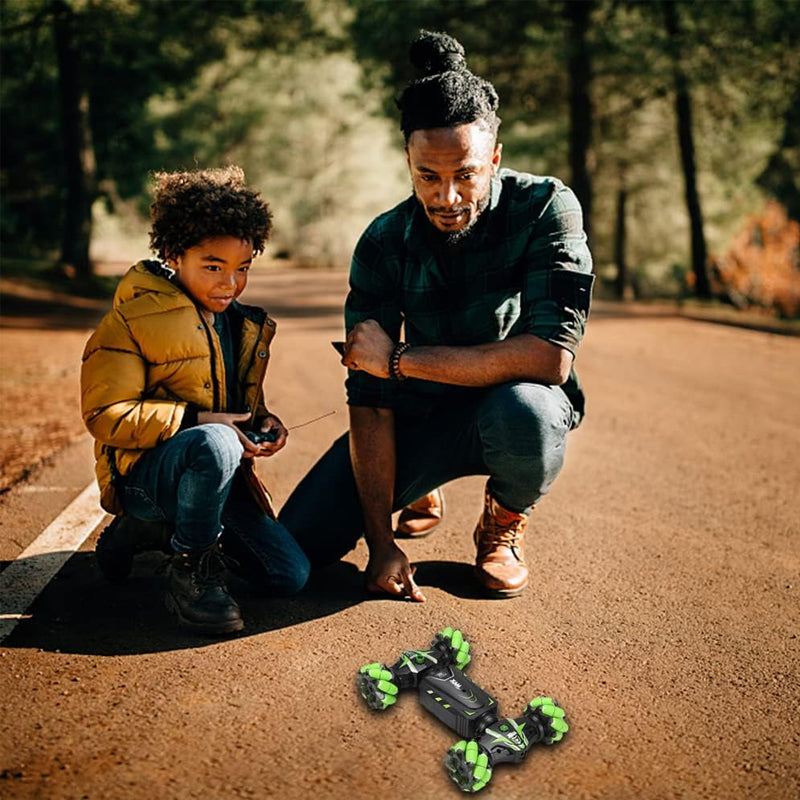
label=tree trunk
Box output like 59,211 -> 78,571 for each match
757,80 -> 800,223
564,0 -> 594,242
52,0 -> 96,279
663,0 -> 711,299
614,181 -> 629,300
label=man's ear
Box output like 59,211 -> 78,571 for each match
491,142 -> 503,174
404,147 -> 411,173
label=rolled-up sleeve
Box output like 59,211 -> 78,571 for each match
344,224 -> 403,408
519,185 -> 594,354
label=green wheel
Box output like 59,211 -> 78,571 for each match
435,627 -> 471,670
526,696 -> 569,744
357,663 -> 399,711
444,739 -> 492,793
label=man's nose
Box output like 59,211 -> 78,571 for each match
437,180 -> 460,206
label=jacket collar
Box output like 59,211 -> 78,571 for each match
116,260 -> 267,325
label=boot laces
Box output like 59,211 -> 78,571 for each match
195,546 -> 228,584
479,514 -> 525,551
160,545 -> 240,587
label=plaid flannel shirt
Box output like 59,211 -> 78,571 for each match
345,168 -> 594,423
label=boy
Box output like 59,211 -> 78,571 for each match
81,166 -> 309,636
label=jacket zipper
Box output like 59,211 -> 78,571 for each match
198,310 -> 222,411
247,316 -> 270,389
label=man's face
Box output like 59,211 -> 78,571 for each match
168,236 -> 253,316
406,122 -> 502,242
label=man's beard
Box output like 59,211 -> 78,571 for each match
417,190 -> 491,248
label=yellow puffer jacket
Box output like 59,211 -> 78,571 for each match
81,260 -> 278,516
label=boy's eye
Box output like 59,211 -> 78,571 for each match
419,175 -> 437,182
238,266 -> 250,273
204,264 -> 221,272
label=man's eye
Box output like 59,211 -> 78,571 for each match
459,173 -> 475,181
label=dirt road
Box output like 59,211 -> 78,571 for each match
0,268 -> 798,800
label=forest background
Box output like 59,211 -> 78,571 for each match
1,0 -> 799,317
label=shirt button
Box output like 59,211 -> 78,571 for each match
204,382 -> 211,389
197,325 -> 203,330
258,350 -> 267,358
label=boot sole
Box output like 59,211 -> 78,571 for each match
480,585 -> 527,599
396,491 -> 445,539
481,584 -> 528,600
474,568 -> 528,599
395,523 -> 440,539
165,592 -> 244,636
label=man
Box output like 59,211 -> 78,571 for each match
279,31 -> 593,602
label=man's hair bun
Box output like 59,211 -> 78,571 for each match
397,30 -> 501,141
409,30 -> 466,76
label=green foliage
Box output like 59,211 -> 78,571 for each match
2,0 -> 800,298
1,0 -> 321,258
1,1 -> 62,254
348,0 -> 800,300
146,40 -> 407,266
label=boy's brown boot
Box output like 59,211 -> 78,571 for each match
396,488 -> 444,538
473,485 -> 529,598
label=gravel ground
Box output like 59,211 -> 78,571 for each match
0,267 -> 798,800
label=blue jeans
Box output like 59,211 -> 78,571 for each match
120,424 -> 309,595
278,382 -> 575,568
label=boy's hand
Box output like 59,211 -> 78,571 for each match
250,414 -> 287,458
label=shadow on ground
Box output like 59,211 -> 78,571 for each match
2,553 -> 485,655
590,298 -> 799,336
0,293 -> 108,330
3,552 -> 365,655
413,560 -> 486,600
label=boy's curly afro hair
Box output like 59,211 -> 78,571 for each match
149,165 -> 272,261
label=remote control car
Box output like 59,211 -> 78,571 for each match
357,627 -> 568,793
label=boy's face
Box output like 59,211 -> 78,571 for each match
168,236 -> 253,316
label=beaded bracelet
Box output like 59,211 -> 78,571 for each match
389,342 -> 411,381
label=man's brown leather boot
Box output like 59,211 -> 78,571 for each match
396,488 -> 444,538
473,485 -> 529,597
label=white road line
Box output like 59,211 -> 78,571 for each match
0,482 -> 106,645
15,486 -> 85,494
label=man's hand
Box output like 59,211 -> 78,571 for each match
365,540 -> 426,602
344,324 -> 573,388
344,320 -> 393,378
